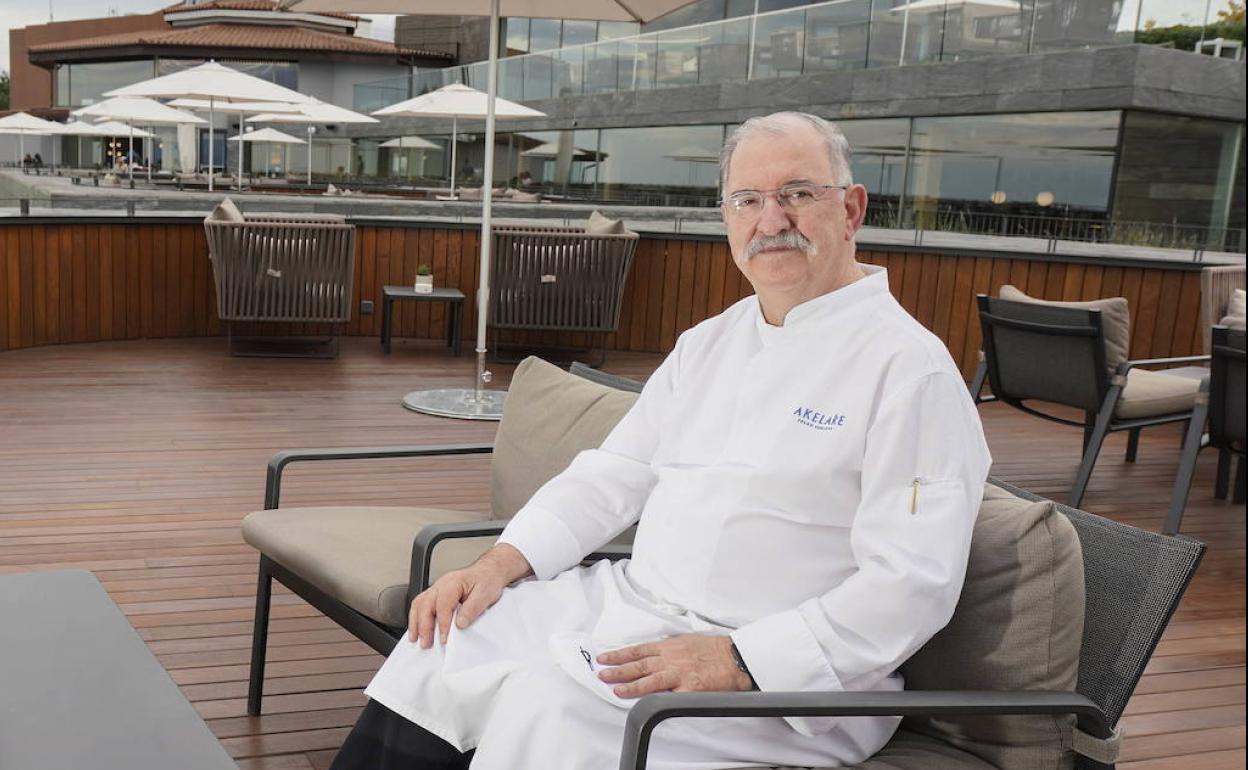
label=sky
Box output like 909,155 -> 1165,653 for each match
2,0 -> 1239,77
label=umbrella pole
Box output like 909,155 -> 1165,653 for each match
128,122 -> 134,186
237,109 -> 244,192
307,127 -> 313,186
400,0 -> 505,421
208,99 -> 215,193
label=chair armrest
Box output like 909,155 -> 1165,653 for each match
619,690 -> 1112,770
408,520 -> 510,599
584,544 -> 633,563
1115,355 -> 1211,376
264,443 -> 493,509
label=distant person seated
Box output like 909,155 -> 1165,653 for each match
33,153 -> 44,169
518,170 -> 534,189
22,153 -> 33,168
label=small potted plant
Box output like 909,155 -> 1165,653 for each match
414,263 -> 434,293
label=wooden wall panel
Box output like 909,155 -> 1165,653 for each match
0,221 -> 1212,381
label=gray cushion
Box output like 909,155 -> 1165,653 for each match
490,356 -> 640,519
206,197 -> 244,223
242,506 -> 492,628
1115,367 -> 1201,419
900,483 -> 1084,770
1000,284 -> 1130,377
586,209 -> 625,234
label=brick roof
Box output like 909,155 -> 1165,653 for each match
161,1 -> 359,22
28,23 -> 451,60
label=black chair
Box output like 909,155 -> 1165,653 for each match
244,361 -> 642,716
1165,326 -> 1246,534
972,295 -> 1208,508
414,478 -> 1205,770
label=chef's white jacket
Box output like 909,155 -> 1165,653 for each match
365,264 -> 992,769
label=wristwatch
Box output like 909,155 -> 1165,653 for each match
729,640 -> 760,691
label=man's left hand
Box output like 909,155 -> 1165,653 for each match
597,634 -> 753,698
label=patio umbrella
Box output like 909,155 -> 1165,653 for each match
73,97 -> 204,185
245,97 -> 379,185
102,60 -> 311,192
380,135 -> 440,179
0,112 -> 59,169
229,127 -> 306,177
282,0 -> 701,420
372,83 -> 544,199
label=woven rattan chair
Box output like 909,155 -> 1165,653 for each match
1199,265 -> 1245,354
490,225 -> 639,365
1166,326 -> 1247,533
974,295 -> 1208,508
204,212 -> 356,357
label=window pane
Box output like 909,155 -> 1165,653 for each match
68,60 -> 154,106
699,16 -> 751,84
523,54 -> 554,99
55,66 -> 70,107
1114,112 -> 1245,236
598,124 -> 724,205
1031,0 -> 1134,50
619,34 -> 658,91
941,0 -> 1033,60
585,40 -> 621,94
499,57 -> 525,101
553,46 -> 584,96
598,21 -> 640,41
505,17 -> 530,54
513,129 -> 602,192
839,117 -> 910,221
751,6 -> 807,79
561,20 -> 597,47
656,26 -> 702,87
804,0 -> 871,72
529,19 -> 562,52
907,112 -> 1120,222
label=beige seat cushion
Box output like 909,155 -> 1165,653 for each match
586,209 -> 625,235
899,483 -> 1085,770
490,356 -> 641,518
1115,367 -> 1201,419
1000,285 -> 1130,376
205,196 -> 244,223
242,506 -> 493,628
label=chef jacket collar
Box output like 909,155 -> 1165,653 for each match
755,263 -> 888,343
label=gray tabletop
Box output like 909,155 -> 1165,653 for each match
0,570 -> 236,770
383,285 -> 465,301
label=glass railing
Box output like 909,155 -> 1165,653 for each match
353,0 -> 1220,112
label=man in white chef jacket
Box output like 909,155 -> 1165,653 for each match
330,111 -> 992,770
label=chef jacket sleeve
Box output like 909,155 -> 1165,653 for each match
731,369 -> 992,737
496,342 -> 681,581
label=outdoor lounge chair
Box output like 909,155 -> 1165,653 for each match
1199,265 -> 1246,354
242,358 -> 1204,770
971,292 -> 1209,508
1165,326 -> 1246,534
489,222 -> 639,365
203,200 -> 356,357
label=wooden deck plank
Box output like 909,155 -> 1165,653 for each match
0,338 -> 1241,769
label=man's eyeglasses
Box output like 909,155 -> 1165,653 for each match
721,183 -> 848,219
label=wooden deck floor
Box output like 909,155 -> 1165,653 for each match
0,338 -> 1242,770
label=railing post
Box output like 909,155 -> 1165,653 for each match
126,200 -> 136,217
19,199 -> 30,217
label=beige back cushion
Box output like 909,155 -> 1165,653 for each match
206,197 -> 244,223
1000,285 -> 1130,375
586,209 -> 626,235
490,357 -> 641,519
901,483 -> 1085,770
1221,288 -> 1247,330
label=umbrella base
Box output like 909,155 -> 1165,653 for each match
401,388 -> 506,421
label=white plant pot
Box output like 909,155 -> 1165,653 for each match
414,275 -> 434,294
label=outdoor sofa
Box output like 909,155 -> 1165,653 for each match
242,357 -> 1203,769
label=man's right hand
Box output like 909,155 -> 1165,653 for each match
407,543 -> 533,648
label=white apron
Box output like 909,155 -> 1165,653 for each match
366,265 -> 992,769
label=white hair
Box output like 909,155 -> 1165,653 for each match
719,111 -> 853,192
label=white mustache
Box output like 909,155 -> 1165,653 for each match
745,230 -> 816,260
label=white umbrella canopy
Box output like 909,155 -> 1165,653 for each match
169,98 -> 306,114
246,97 -> 379,185
372,83 -> 544,198
0,112 -> 61,168
73,97 -> 204,183
228,127 -> 306,144
379,135 -> 439,150
57,120 -> 152,170
283,0 -> 701,420
103,61 -> 312,191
